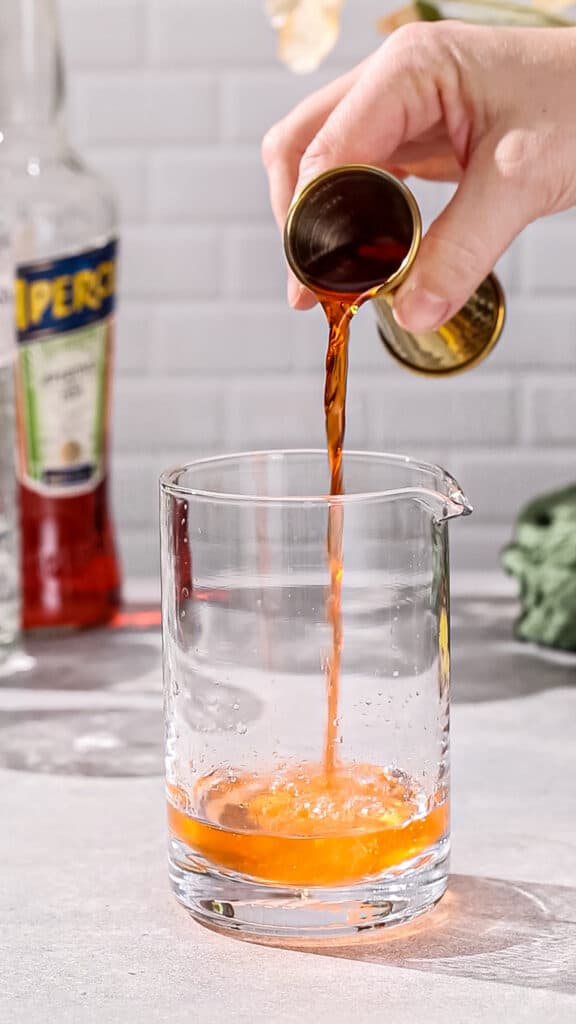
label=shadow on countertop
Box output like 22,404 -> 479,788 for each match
307,873 -> 576,995
451,595 -> 576,704
0,630 -> 161,692
1,597 -> 574,777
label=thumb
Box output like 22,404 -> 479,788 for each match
393,142 -> 532,332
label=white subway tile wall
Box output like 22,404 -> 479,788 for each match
61,0 -> 576,577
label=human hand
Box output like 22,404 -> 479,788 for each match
262,23 -> 576,330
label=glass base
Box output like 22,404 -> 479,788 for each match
169,835 -> 449,945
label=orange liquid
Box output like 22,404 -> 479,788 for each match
322,295 -> 349,774
313,237 -> 411,773
168,768 -> 448,887
320,282 -> 386,773
167,240 -> 442,888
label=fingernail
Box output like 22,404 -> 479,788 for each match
394,287 -> 450,332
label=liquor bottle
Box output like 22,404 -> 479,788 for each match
0,0 -> 121,629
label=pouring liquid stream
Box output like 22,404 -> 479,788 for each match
321,290 -> 371,776
309,234 -> 411,776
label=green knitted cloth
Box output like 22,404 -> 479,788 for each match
502,484 -> 576,650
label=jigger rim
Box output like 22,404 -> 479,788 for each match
283,164 -> 422,296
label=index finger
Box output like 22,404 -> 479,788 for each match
294,26 -> 449,194
262,61 -> 368,230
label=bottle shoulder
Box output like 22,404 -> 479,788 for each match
0,145 -> 117,263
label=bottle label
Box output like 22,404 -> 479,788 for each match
15,239 -> 117,496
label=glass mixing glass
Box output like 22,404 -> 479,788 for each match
160,450 -> 471,943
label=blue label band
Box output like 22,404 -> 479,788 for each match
16,239 -> 117,343
42,464 -> 96,487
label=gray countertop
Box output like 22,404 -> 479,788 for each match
2,578 -> 576,1023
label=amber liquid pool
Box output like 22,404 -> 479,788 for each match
168,766 -> 448,888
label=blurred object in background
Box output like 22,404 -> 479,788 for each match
0,0 -> 122,631
503,485 -> 576,652
264,0 -> 575,75
265,0 -> 346,72
0,213 -> 21,671
377,0 -> 574,31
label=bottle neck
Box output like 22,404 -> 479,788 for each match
0,0 -> 66,150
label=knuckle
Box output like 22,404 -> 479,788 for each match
493,128 -> 565,216
384,19 -> 472,87
385,20 -> 447,68
494,129 -> 545,181
387,21 -> 428,54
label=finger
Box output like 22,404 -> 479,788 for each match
294,24 -> 454,193
263,63 -> 369,311
262,60 -> 368,231
393,140 -> 534,331
386,132 -> 463,181
381,134 -> 457,169
287,274 -> 317,309
278,25 -> 450,311
394,155 -> 463,182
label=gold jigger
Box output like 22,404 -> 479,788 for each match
284,165 -> 505,376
